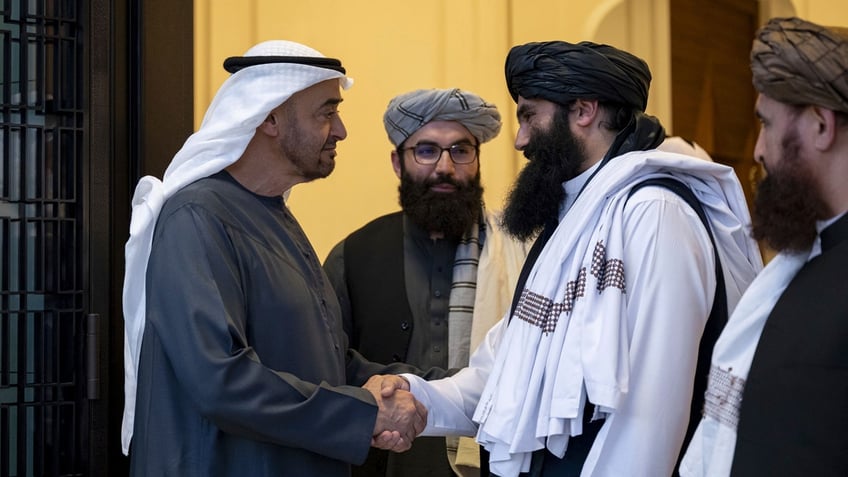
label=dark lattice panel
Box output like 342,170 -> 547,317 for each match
0,0 -> 84,476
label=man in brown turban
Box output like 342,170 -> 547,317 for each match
679,17 -> 848,477
373,41 -> 762,476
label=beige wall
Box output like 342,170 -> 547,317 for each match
193,0 -> 846,260
789,0 -> 848,25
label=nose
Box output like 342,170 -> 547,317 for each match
433,149 -> 456,175
514,125 -> 529,150
332,114 -> 347,141
752,128 -> 764,165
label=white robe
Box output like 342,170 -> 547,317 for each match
405,150 -> 762,477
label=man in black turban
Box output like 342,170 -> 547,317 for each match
375,40 -> 762,477
500,40 -> 664,240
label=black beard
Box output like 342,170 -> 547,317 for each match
398,171 -> 484,240
751,129 -> 827,253
501,109 -> 588,241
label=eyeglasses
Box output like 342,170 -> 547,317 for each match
402,142 -> 479,165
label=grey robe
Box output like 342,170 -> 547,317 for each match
130,171 -> 378,477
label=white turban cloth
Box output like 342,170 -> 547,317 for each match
120,40 -> 353,454
383,88 -> 502,146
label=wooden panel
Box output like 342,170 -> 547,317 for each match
140,0 -> 194,179
670,0 -> 760,203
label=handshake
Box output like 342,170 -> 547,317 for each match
362,375 -> 426,452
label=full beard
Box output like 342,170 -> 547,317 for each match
501,110 -> 588,241
751,130 -> 828,253
399,172 -> 484,240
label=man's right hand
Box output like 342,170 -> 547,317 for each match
364,374 -> 410,398
363,376 -> 426,452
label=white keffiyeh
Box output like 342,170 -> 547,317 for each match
120,40 -> 352,454
679,251 -> 808,476
471,151 -> 759,476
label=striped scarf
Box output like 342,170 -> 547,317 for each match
447,212 -> 484,369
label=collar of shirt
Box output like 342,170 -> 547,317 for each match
809,211 -> 847,260
559,161 -> 602,220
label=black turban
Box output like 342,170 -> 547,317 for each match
505,41 -> 652,112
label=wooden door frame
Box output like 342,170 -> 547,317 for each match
86,0 -> 193,475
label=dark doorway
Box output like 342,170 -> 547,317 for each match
670,0 -> 761,204
1,0 -> 192,475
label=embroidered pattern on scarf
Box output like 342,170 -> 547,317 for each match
592,240 -> 626,292
515,240 -> 626,334
703,366 -> 745,428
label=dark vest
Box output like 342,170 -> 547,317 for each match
732,214 -> 848,476
343,212 -> 455,477
343,212 -> 414,364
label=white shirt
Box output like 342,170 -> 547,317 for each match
405,154 -> 761,476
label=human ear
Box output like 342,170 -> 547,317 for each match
808,105 -> 837,151
258,111 -> 280,137
391,150 -> 402,179
572,99 -> 599,127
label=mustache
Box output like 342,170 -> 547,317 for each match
422,174 -> 461,188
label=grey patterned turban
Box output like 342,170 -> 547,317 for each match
505,40 -> 652,111
752,17 -> 848,113
383,88 -> 502,147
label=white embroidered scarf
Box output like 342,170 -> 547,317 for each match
679,251 -> 808,476
471,151 -> 758,476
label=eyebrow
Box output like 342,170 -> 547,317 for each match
323,97 -> 343,108
516,104 -> 531,119
414,139 -> 477,146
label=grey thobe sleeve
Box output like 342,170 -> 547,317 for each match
144,204 -> 377,464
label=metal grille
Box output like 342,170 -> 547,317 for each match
0,0 -> 84,476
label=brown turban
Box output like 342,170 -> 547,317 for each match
751,17 -> 848,113
505,41 -> 652,111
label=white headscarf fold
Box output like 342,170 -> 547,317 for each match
120,40 -> 353,454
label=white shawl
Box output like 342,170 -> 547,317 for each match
120,40 -> 352,454
471,151 -> 759,476
679,251 -> 808,476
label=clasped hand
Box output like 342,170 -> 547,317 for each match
363,375 -> 426,452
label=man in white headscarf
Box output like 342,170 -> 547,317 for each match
324,88 -> 530,477
121,40 -> 429,477
680,17 -> 848,477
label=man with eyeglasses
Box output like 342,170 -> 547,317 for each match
324,88 -> 530,477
